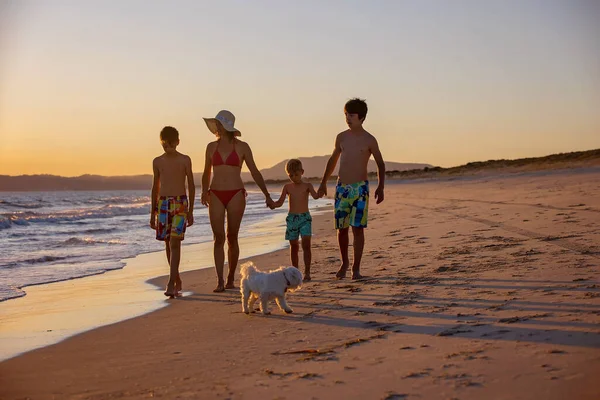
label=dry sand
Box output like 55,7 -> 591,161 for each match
1,168 -> 599,400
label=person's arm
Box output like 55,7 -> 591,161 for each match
150,158 -> 160,229
318,133 -> 342,197
308,183 -> 320,199
370,136 -> 385,204
185,155 -> 195,226
273,185 -> 288,208
201,144 -> 212,206
242,142 -> 274,208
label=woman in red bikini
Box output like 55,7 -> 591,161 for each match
201,110 -> 275,292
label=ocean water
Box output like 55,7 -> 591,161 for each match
0,189 -> 330,302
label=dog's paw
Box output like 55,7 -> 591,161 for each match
261,311 -> 271,315
284,308 -> 294,314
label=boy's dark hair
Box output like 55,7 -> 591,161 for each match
344,98 -> 368,121
160,126 -> 179,144
285,159 -> 303,174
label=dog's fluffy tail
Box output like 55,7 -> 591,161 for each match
240,261 -> 259,279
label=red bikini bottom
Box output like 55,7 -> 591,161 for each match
209,188 -> 246,207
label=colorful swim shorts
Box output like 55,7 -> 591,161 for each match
285,212 -> 312,241
334,180 -> 369,229
156,195 -> 188,241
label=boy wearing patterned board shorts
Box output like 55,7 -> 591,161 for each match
318,98 -> 385,280
150,126 -> 195,298
272,159 -> 321,282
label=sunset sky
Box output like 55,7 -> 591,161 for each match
1,0 -> 599,177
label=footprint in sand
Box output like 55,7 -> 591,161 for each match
547,349 -> 567,354
383,393 -> 409,400
296,372 -> 322,380
435,372 -> 482,388
541,364 -> 561,372
403,370 -> 431,378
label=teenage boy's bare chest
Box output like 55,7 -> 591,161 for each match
340,135 -> 371,158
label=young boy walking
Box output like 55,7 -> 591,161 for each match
273,159 -> 321,281
150,126 -> 195,297
317,98 -> 385,280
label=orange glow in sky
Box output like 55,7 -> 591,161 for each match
1,1 -> 599,177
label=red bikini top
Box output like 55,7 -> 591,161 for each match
212,140 -> 241,167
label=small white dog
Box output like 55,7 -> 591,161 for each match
240,261 -> 303,315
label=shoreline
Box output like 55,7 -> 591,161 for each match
0,207 -> 330,362
1,170 -> 599,399
0,187 -> 309,303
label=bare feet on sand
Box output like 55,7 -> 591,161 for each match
175,277 -> 183,297
225,281 -> 236,290
335,264 -> 348,280
164,282 -> 176,298
351,267 -> 365,280
303,273 -> 312,282
213,280 -> 225,293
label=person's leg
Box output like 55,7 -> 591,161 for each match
349,181 -> 369,280
289,239 -> 300,268
209,192 -> 227,292
334,183 -> 351,279
301,235 -> 312,281
175,274 -> 182,294
157,198 -> 175,293
163,238 -> 176,295
172,197 -> 189,295
168,237 -> 182,291
224,190 -> 246,289
164,240 -> 171,264
285,214 -> 300,268
351,227 -> 365,279
164,240 -> 182,293
299,214 -> 313,281
336,227 -> 350,279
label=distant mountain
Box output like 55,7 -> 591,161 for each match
0,157 -> 427,191
4,149 -> 596,191
241,155 -> 430,182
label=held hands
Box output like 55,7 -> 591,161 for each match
266,197 -> 275,210
375,185 -> 385,204
317,183 -> 327,199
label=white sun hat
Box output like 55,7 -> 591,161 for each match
203,110 -> 241,137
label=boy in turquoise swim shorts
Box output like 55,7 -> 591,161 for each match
273,159 -> 321,281
150,126 -> 195,297
317,98 -> 385,280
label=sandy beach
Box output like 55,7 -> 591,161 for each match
1,168 -> 599,400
